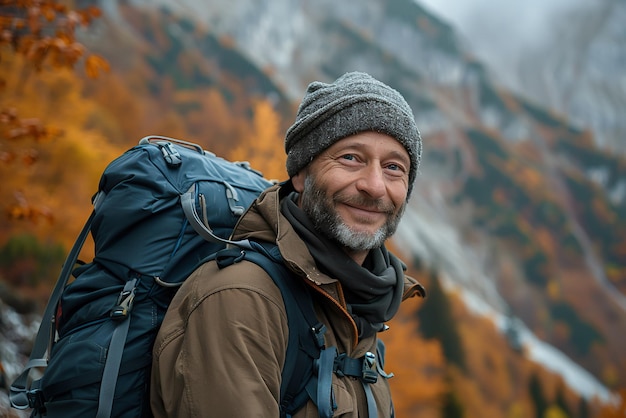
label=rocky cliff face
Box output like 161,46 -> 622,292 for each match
418,0 -> 626,156
514,0 -> 626,155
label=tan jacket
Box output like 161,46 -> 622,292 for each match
151,184 -> 424,417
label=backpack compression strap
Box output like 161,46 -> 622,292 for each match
181,183 -> 254,250
95,278 -> 138,418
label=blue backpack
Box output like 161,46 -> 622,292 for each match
9,136 -> 328,417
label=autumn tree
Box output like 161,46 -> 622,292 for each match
228,98 -> 287,181
383,305 -> 446,417
0,0 -> 108,222
0,65 -> 125,300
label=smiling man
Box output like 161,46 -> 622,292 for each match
151,71 -> 426,418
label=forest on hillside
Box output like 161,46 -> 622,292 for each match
1,3 -> 625,418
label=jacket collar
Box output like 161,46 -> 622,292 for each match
231,183 -> 425,297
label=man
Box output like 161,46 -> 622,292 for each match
151,71 -> 425,417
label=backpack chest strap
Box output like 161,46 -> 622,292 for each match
325,345 -> 391,418
333,352 -> 378,383
307,349 -> 381,418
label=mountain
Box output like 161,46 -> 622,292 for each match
418,0 -> 626,157
514,0 -> 626,156
1,0 -> 625,416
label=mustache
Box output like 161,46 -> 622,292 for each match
334,194 -> 396,214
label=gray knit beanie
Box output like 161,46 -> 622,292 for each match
285,71 -> 421,198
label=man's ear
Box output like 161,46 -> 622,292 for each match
291,170 -> 306,193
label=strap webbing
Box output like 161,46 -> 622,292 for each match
362,382 -> 378,418
316,346 -> 337,418
95,278 -> 138,418
181,183 -> 253,250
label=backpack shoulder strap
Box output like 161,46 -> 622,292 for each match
10,207 -> 97,411
213,242 -> 326,417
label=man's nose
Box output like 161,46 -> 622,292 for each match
355,164 -> 386,199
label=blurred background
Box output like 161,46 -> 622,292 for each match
1,0 -> 625,417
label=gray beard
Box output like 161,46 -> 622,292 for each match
300,175 -> 405,252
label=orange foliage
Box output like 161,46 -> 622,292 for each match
1,1 -> 108,225
592,197 -> 617,224
0,107 -> 63,142
228,99 -> 287,181
492,187 -> 508,205
383,304 -> 445,418
218,34 -> 236,49
170,87 -> 253,156
535,227 -> 557,259
490,156 -> 551,201
0,57 -> 122,251
517,165 -> 545,193
596,388 -> 626,418
0,1 -> 107,80
500,90 -> 522,114
6,190 -> 54,224
514,140 -> 543,163
84,54 -> 111,79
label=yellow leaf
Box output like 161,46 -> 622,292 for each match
85,54 -> 110,78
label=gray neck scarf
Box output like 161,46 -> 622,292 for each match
281,194 -> 405,339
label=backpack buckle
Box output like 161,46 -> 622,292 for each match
156,141 -> 182,167
27,388 -> 46,412
361,352 -> 378,384
333,352 -> 378,384
110,280 -> 137,321
311,323 -> 327,349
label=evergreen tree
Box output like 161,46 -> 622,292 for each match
528,373 -> 548,418
416,272 -> 466,370
576,397 -> 589,418
555,384 -> 572,417
441,386 -> 464,418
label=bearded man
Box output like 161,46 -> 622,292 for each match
151,71 -> 426,418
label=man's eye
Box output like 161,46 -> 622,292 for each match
341,154 -> 356,161
385,163 -> 408,175
387,163 -> 408,172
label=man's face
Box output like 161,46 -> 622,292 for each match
292,132 -> 410,258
